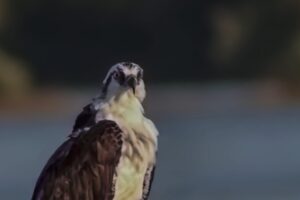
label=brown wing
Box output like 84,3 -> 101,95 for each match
32,120 -> 123,200
72,104 -> 97,133
141,165 -> 156,200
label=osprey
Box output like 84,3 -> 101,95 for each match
32,62 -> 159,200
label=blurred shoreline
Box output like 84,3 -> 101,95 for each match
1,79 -> 300,118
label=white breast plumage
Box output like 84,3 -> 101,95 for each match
95,92 -> 158,200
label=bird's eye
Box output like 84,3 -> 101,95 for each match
114,70 -> 125,84
113,72 -> 119,79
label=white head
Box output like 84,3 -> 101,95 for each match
101,62 -> 146,102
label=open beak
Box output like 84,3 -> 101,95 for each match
126,75 -> 137,94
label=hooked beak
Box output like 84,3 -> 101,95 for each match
126,75 -> 137,94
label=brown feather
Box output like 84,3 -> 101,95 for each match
32,120 -> 123,200
141,165 -> 156,200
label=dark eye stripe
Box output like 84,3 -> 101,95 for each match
102,73 -> 113,95
118,71 -> 125,84
115,68 -> 125,84
137,70 -> 143,80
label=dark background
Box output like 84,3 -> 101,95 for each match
1,0 -> 300,87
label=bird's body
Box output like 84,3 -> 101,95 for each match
32,62 -> 158,200
95,88 -> 158,200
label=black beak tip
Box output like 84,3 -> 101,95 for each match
127,77 -> 136,94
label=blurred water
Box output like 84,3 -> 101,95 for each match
1,106 -> 300,200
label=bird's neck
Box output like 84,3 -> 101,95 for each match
95,91 -> 144,127
94,91 -> 158,152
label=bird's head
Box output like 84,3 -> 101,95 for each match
101,62 -> 146,102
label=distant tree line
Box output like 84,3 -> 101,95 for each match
0,0 -> 299,85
